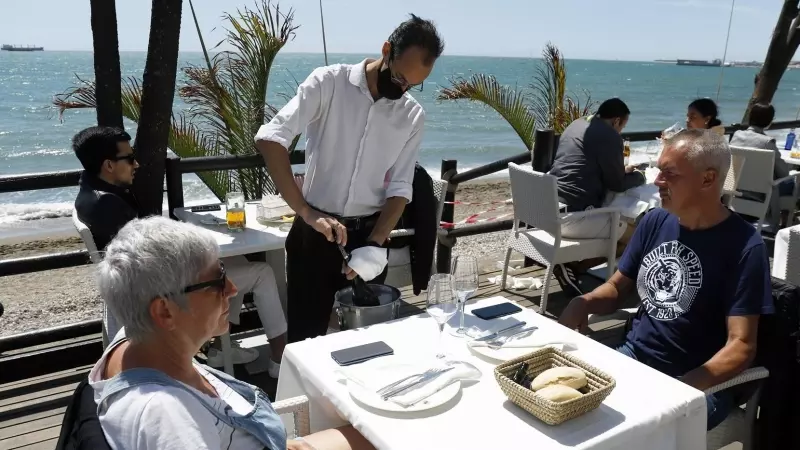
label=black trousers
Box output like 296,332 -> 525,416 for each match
285,215 -> 388,343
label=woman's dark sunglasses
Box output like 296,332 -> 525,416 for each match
110,153 -> 137,164
182,261 -> 226,294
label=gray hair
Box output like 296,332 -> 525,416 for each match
97,216 -> 220,343
663,128 -> 731,188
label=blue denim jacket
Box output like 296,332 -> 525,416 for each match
97,333 -> 287,450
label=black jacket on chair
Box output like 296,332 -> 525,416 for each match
74,173 -> 141,250
754,277 -> 800,449
389,164 -> 438,295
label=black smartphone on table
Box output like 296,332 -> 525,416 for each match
331,341 -> 394,366
472,302 -> 522,320
190,204 -> 221,212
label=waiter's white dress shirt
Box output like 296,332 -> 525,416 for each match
255,59 -> 425,218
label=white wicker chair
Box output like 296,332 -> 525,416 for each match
384,179 -> 448,288
705,367 -> 770,450
772,224 -> 800,286
502,163 -> 621,314
274,395 -> 311,439
72,209 -> 114,346
729,146 -> 777,230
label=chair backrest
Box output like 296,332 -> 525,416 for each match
729,146 -> 775,220
723,153 -> 745,194
432,179 -> 448,226
784,226 -> 800,287
507,162 -> 561,235
72,209 -> 102,264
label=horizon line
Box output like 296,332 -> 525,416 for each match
0,50 -> 767,65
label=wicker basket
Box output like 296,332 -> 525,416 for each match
494,347 -> 616,425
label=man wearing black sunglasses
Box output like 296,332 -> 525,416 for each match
256,14 -> 444,343
72,126 -> 288,376
73,126 -> 140,251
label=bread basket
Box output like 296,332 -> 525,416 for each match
494,347 -> 616,425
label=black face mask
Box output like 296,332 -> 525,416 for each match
376,65 -> 405,100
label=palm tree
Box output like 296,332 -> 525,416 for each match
89,0 -> 123,129
133,0 -> 183,215
54,0 -> 300,201
437,43 -> 594,150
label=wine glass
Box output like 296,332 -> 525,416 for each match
426,274 -> 458,359
449,256 -> 479,338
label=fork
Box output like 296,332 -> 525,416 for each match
376,368 -> 438,395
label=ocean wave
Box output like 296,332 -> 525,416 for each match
0,202 -> 74,224
3,148 -> 72,159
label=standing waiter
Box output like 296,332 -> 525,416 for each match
255,14 -> 444,343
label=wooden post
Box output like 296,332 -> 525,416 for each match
525,129 -> 556,267
531,129 -> 556,173
437,160 -> 458,274
164,154 -> 184,220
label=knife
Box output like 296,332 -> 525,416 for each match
382,366 -> 454,400
473,321 -> 526,342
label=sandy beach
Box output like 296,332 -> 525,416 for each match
0,179 -> 515,337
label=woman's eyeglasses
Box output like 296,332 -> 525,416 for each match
182,261 -> 226,294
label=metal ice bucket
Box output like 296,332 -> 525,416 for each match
334,284 -> 402,330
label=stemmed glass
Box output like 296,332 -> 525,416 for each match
426,274 -> 458,359
449,256 -> 479,338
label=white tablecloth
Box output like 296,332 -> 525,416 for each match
276,297 -> 706,450
605,168 -> 662,220
779,149 -> 800,166
174,202 -> 289,305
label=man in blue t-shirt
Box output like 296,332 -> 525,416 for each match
559,129 -> 774,430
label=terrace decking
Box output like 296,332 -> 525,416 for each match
0,266 -> 632,449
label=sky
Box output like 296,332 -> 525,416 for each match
0,0 -> 787,61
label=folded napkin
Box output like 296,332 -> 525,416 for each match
339,363 -> 468,408
348,246 -> 388,281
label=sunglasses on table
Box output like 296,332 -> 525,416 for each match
182,261 -> 227,294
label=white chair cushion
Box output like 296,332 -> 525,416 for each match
508,229 -> 610,265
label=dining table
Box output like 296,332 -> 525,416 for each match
173,202 -> 289,306
275,296 -> 707,450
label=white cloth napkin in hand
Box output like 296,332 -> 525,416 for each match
348,246 -> 388,281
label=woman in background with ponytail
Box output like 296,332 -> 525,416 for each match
687,98 -> 726,135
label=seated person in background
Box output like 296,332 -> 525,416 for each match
548,98 -> 646,293
72,126 -> 287,377
90,217 -> 374,450
730,102 -> 794,198
559,129 -> 774,430
686,98 -> 725,136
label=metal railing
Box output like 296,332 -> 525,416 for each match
2,119 -> 800,352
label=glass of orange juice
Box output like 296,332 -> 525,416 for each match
225,192 -> 246,232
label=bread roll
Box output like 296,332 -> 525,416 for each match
535,384 -> 583,402
530,366 -> 587,391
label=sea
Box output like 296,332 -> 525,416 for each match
2,51 -> 800,244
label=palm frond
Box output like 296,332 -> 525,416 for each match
437,73 -> 535,150
530,42 -> 595,134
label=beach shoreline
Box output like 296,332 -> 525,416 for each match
0,177 -> 514,336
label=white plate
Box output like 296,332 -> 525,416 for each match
346,363 -> 461,412
468,341 -> 566,362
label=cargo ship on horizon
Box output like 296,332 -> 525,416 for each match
676,58 -> 721,67
1,44 -> 44,52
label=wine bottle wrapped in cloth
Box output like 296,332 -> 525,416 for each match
337,244 -> 387,307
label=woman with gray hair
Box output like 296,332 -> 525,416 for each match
88,216 -> 373,450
